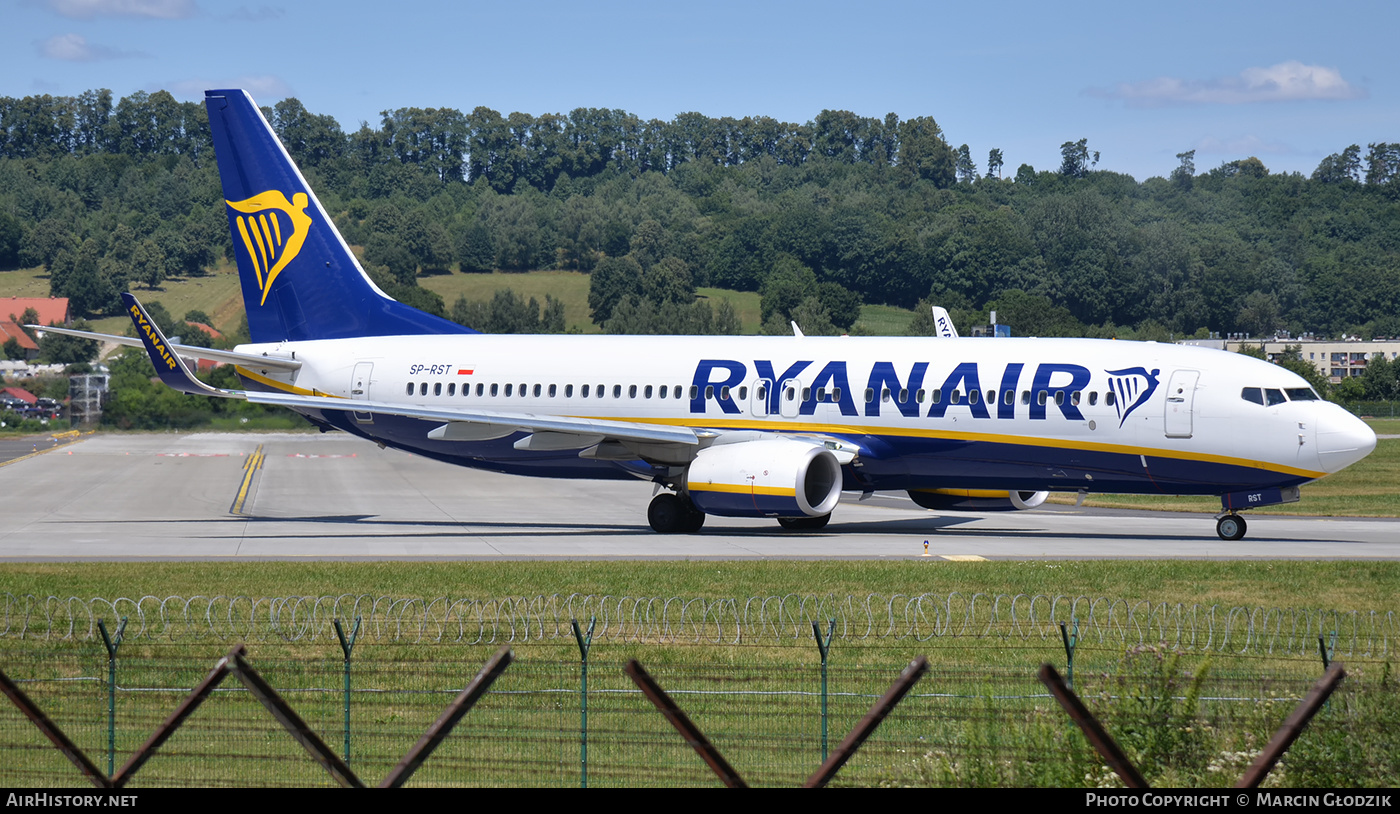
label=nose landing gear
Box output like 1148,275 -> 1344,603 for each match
1215,513 -> 1248,541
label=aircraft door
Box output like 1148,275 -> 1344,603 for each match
750,379 -> 772,417
1164,369 -> 1199,438
779,378 -> 803,419
350,361 -> 374,424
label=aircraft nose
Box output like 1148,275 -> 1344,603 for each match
1315,405 -> 1377,474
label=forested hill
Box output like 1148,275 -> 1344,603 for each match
1,89 -> 1399,339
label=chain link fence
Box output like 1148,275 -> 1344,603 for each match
1,638 -> 1395,788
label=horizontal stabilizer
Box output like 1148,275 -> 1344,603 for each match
30,323 -> 302,372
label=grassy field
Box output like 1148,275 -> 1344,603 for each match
0,559 -> 1396,788
0,263 -> 245,339
1,560 -> 1396,611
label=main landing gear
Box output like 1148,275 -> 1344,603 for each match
647,492 -> 706,533
1216,513 -> 1248,541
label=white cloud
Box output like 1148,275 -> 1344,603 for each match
48,0 -> 197,19
1091,61 -> 1364,107
39,32 -> 147,61
166,75 -> 293,101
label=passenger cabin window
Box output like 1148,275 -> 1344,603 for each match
548,384 -> 556,398
565,384 -> 573,398
864,388 -> 875,403
1241,387 -> 1264,405
1054,391 -> 1065,405
738,386 -> 747,400
644,385 -> 653,398
476,383 -> 484,396
613,385 -> 622,398
505,384 -> 513,397
1003,390 -> 1014,406
581,384 -> 590,398
448,383 -> 455,396
434,383 -> 442,396
705,385 -> 714,399
405,383 -> 413,396
419,382 -> 428,397
1021,391 -> 1031,405
916,389 -> 926,403
1265,388 -> 1286,406
1105,391 -> 1116,406
534,384 -> 542,397
1089,392 -> 1098,406
659,385 -> 668,399
490,384 -> 499,397
1037,391 -> 1047,406
629,385 -> 638,398
951,390 -> 962,404
674,386 -> 683,399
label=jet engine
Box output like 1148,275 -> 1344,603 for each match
907,488 -> 1050,511
687,438 -> 842,518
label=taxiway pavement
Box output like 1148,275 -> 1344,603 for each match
1,432 -> 1396,561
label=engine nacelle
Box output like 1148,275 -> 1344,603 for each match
687,438 -> 842,518
907,488 -> 1050,512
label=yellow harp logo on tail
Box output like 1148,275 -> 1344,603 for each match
227,191 -> 313,306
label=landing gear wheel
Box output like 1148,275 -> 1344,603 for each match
777,513 -> 831,531
648,493 -> 684,533
680,502 -> 706,533
648,493 -> 706,533
1216,514 -> 1247,541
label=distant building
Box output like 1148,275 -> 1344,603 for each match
1178,337 -> 1400,384
0,321 -> 39,361
3,297 -> 70,327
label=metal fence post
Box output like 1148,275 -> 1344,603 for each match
810,618 -> 835,762
571,616 -> 596,788
1059,618 -> 1079,689
332,616 -> 361,765
97,617 -> 127,777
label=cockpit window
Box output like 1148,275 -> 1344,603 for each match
1265,388 -> 1286,406
1285,388 -> 1319,401
1241,387 -> 1263,405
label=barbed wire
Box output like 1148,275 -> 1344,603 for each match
0,592 -> 1392,657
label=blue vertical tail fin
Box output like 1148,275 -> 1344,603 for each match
204,89 -> 474,343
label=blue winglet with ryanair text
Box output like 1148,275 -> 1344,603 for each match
122,293 -> 237,397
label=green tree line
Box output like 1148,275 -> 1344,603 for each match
3,89 -> 1400,342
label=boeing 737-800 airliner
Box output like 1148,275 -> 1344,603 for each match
39,90 -> 1378,540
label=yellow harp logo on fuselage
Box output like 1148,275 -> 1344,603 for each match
227,190 -> 313,306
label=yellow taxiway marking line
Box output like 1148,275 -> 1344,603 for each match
229,443 -> 265,516
939,555 -> 988,562
0,432 -> 92,469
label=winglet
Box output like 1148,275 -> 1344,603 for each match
930,306 -> 959,339
122,293 -> 240,398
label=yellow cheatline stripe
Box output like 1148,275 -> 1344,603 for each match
573,414 -> 1326,480
230,443 -> 264,516
235,217 -> 263,286
235,366 -> 345,398
940,555 -> 987,562
915,488 -> 1012,499
688,482 -> 796,497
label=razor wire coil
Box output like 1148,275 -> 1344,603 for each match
0,592 -> 1392,657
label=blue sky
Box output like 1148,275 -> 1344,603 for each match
4,0 -> 1396,181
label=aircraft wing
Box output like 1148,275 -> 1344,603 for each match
245,390 -> 702,446
29,324 -> 302,372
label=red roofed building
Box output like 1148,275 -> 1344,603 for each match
3,297 -> 70,327
1,386 -> 36,404
0,321 -> 40,361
